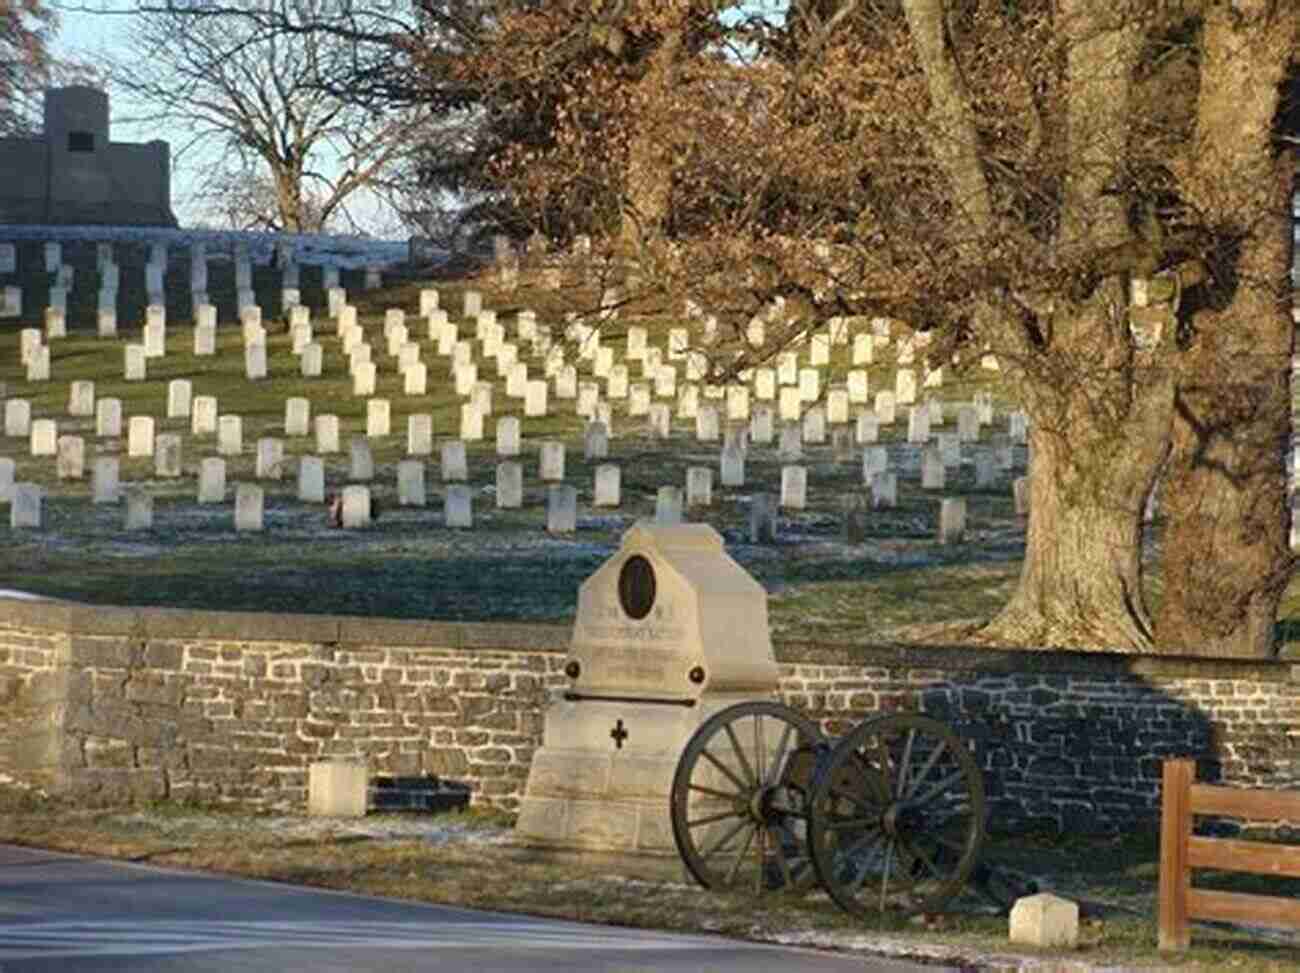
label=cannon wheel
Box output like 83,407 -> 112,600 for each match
807,713 -> 986,916
670,700 -> 825,894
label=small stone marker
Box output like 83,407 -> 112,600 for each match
165,379 -> 192,420
256,438 -> 284,480
285,397 -> 310,436
298,456 -> 325,503
441,440 -> 468,481
922,447 -> 945,489
125,489 -> 153,530
194,323 -> 216,356
781,465 -> 807,510
10,483 -> 41,528
407,414 -> 433,456
30,418 -> 57,457
938,497 -> 966,543
871,472 -> 898,508
350,438 -> 375,481
593,464 -> 620,507
5,399 -> 31,438
124,344 -> 147,381
0,458 -> 12,502
68,380 -> 95,417
316,415 -> 340,454
198,458 -> 226,503
155,434 -> 183,478
749,493 -> 778,543
656,485 -> 684,525
445,484 -> 472,528
779,422 -> 803,461
95,398 -> 122,438
397,460 -> 426,506
126,416 -> 155,459
366,399 -> 391,438
93,457 -> 120,503
496,416 -> 520,457
342,484 -> 372,527
547,484 -> 578,533
234,484 -> 265,531
56,435 -> 84,479
245,342 -> 268,380
686,467 -> 713,507
496,461 -> 523,508
218,416 -> 242,456
720,445 -> 744,487
539,441 -> 565,481
1009,893 -> 1078,949
308,760 -> 367,818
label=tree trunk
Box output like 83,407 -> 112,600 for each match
979,296 -> 1174,651
619,27 -> 682,250
1152,3 -> 1299,658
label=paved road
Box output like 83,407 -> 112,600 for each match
0,845 -> 948,972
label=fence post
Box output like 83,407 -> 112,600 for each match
1158,758 -> 1194,952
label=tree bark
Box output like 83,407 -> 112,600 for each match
979,293 -> 1175,651
619,26 -> 682,250
1153,1 -> 1300,657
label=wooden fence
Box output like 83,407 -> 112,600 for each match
1158,758 -> 1300,951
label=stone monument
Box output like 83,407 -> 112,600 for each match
515,521 -> 778,854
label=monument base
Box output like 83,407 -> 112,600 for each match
515,694 -> 761,855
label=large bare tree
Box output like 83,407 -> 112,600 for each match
471,0 -> 1299,655
107,0 -> 431,233
0,0 -> 56,136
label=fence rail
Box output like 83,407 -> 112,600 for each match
1158,758 -> 1300,951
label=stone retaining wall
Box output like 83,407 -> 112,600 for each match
2,599 -> 1297,832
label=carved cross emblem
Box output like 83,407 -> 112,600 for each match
610,718 -> 629,750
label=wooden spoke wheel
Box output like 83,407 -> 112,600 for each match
670,701 -> 826,894
807,713 -> 986,916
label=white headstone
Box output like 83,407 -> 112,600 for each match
124,490 -> 154,530
191,396 -> 217,436
907,405 -> 931,444
546,484 -> 578,533
397,460 -> 426,507
496,416 -> 521,457
297,457 -> 325,503
895,369 -> 917,405
245,342 -> 268,381
10,483 -> 40,527
167,379 -> 193,419
4,399 -> 31,438
686,467 -> 713,507
56,435 -> 84,479
802,404 -> 826,444
445,484 -> 472,527
127,416 -> 154,458
285,397 -> 310,436
496,461 -> 523,508
780,465 -> 807,509
235,484 -> 265,531
350,438 -> 374,480
366,399 -> 391,438
441,440 -> 468,481
68,380 -> 95,417
93,456 -> 120,503
539,440 -> 565,481
871,471 -> 898,508
316,414 -> 340,454
256,438 -> 284,480
301,343 -> 323,378
194,323 -> 216,356
407,414 -> 433,456
593,464 -> 621,507
198,457 -> 226,503
218,415 -> 243,455
655,485 -> 683,525
874,391 -> 896,425
922,447 -> 945,489
25,344 -> 49,382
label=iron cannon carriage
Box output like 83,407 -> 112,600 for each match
669,700 -> 1030,916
